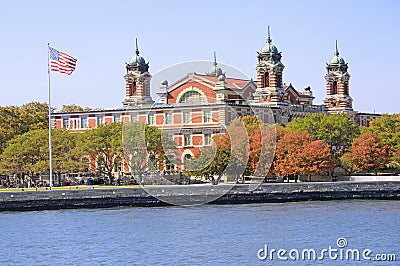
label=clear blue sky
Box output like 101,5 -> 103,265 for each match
1,0 -> 399,114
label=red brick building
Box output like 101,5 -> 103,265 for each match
53,30 -> 380,176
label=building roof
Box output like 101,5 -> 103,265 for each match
207,51 -> 224,77
196,74 -> 251,90
127,39 -> 148,69
329,40 -> 346,66
260,26 -> 279,55
165,72 -> 253,93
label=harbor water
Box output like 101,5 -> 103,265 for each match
1,200 -> 399,265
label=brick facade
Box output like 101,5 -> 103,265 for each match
52,31 -> 381,176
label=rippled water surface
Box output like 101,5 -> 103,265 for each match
1,200 -> 399,265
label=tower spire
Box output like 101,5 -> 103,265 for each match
135,38 -> 139,55
267,25 -> 272,44
335,40 -> 339,56
207,51 -> 223,76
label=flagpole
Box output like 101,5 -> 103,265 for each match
47,43 -> 53,190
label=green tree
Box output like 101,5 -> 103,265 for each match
122,122 -> 176,183
0,129 -> 84,180
59,104 -> 92,113
367,114 -> 400,148
286,113 -> 359,176
0,105 -> 21,153
366,114 -> 400,171
19,102 -> 49,131
123,122 -> 147,181
286,113 -> 360,152
0,102 -> 49,153
79,123 -> 123,183
0,129 -> 48,176
145,124 -> 176,168
49,129 -> 86,182
388,149 -> 400,172
339,152 -> 355,175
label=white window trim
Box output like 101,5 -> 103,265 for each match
148,113 -> 155,125
165,113 -> 173,125
176,86 -> 207,104
183,111 -> 191,124
114,115 -> 121,123
183,134 -> 191,147
63,118 -> 70,129
97,116 -> 104,125
130,113 -> 138,122
203,111 -> 211,123
204,133 -> 212,146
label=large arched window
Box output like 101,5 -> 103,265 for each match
179,91 -> 205,104
184,154 -> 192,165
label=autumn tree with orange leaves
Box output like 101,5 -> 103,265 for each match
299,139 -> 336,181
349,132 -> 391,175
185,115 -> 275,183
274,131 -> 335,181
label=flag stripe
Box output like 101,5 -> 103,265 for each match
49,47 -> 77,75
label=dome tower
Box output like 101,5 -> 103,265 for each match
207,51 -> 224,77
324,41 -> 353,113
254,26 -> 286,105
123,39 -> 154,107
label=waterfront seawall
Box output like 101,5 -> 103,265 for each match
1,181 -> 399,212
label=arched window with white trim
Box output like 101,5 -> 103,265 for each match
179,91 -> 205,104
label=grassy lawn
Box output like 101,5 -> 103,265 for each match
0,185 -> 141,193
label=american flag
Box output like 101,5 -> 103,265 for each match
49,47 -> 77,75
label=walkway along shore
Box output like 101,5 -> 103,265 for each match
0,181 -> 399,212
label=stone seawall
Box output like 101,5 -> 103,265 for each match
1,181 -> 399,212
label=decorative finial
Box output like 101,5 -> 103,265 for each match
267,25 -> 272,44
213,51 -> 217,66
135,38 -> 139,55
335,40 -> 339,56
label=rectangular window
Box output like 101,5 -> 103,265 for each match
50,119 -> 56,129
204,133 -> 212,145
114,115 -> 120,123
73,119 -> 78,129
203,111 -> 211,123
81,117 -> 88,128
183,112 -> 191,124
183,135 -> 191,147
165,113 -> 172,124
232,111 -> 237,119
258,111 -> 264,122
130,113 -> 138,122
63,118 -> 69,129
148,113 -> 155,125
97,116 -> 103,125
